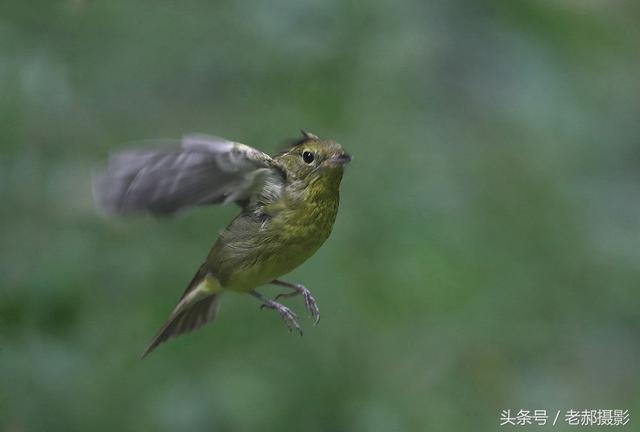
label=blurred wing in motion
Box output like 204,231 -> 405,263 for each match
93,134 -> 276,215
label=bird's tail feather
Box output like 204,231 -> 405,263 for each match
141,264 -> 221,358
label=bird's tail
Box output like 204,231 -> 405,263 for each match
141,263 -> 222,358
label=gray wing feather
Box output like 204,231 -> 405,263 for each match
93,134 -> 276,215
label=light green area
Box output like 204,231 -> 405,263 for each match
1,1 -> 639,431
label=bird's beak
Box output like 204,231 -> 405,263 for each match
332,152 -> 352,165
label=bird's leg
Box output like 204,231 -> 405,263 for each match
270,280 -> 320,324
250,290 -> 302,335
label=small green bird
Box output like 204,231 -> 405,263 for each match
94,131 -> 351,357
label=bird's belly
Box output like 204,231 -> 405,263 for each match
224,233 -> 324,292
211,195 -> 339,292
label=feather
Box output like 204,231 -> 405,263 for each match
93,134 -> 277,216
141,294 -> 220,358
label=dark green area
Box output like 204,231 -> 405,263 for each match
1,1 -> 639,430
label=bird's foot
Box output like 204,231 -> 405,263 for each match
273,282 -> 320,324
260,301 -> 302,335
300,286 -> 320,325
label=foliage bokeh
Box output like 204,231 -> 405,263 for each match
1,1 -> 639,430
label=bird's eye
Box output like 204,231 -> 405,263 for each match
302,150 -> 315,164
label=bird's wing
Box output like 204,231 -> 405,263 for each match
93,134 -> 279,215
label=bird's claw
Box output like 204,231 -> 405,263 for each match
273,284 -> 320,324
301,287 -> 320,325
261,301 -> 302,336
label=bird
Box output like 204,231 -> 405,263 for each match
93,130 -> 351,357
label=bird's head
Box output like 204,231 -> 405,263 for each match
275,131 -> 351,186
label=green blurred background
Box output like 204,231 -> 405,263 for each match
1,1 -> 639,431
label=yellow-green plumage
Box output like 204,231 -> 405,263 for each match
210,165 -> 342,292
103,133 -> 353,357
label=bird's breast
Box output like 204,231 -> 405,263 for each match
211,186 -> 340,292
